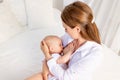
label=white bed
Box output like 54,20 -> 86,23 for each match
0,0 -> 120,80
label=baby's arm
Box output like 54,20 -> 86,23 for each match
57,52 -> 71,64
57,41 -> 75,64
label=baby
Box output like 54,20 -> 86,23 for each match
42,35 -> 72,80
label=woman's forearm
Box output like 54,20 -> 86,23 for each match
44,53 -> 52,61
42,60 -> 49,80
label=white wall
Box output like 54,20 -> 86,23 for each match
53,0 -> 63,11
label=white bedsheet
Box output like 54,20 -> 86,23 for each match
0,28 -> 120,80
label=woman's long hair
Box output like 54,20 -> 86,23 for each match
61,1 -> 101,44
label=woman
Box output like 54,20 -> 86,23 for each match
26,1 -> 103,80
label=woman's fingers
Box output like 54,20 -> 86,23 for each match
40,40 -> 44,50
41,40 -> 46,47
40,40 -> 52,61
40,40 -> 49,54
41,40 -> 47,49
41,40 -> 44,46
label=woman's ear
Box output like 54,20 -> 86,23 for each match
76,25 -> 81,32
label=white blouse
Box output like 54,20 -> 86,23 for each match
47,33 -> 103,80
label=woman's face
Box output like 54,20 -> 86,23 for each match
62,22 -> 80,39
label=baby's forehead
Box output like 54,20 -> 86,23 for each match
50,37 -> 61,42
45,36 -> 61,43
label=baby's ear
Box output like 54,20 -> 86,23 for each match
49,46 -> 54,52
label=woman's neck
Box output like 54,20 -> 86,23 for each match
74,37 -> 87,51
78,37 -> 87,46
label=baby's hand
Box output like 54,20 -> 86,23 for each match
63,39 -> 78,55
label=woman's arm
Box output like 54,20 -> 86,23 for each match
47,46 -> 103,80
42,60 -> 49,80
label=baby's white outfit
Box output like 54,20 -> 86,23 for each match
48,53 -> 67,80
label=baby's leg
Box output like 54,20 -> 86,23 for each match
25,72 -> 43,80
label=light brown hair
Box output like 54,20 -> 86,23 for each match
61,1 -> 101,44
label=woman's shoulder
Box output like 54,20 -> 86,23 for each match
75,41 -> 102,54
85,41 -> 103,56
78,41 -> 103,60
77,41 -> 102,55
86,41 -> 102,49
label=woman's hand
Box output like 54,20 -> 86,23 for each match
40,40 -> 52,61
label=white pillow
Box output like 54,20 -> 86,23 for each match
0,2 -> 25,44
6,0 -> 27,26
25,0 -> 57,29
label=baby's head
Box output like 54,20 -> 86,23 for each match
43,35 -> 63,54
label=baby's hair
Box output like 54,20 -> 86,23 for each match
43,35 -> 61,46
44,35 -> 60,42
